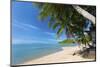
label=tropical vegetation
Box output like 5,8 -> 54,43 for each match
34,3 -> 96,58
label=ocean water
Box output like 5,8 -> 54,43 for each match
12,43 -> 76,65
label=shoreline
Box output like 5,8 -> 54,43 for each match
19,46 -> 95,65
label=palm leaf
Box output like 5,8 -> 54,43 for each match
48,22 -> 53,28
57,26 -> 64,36
52,23 -> 60,30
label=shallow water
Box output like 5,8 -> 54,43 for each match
12,43 -> 76,65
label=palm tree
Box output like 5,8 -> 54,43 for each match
36,3 -> 85,35
34,3 -> 96,53
72,5 -> 96,24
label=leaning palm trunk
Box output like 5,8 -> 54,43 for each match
72,5 -> 96,25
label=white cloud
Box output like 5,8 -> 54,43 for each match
56,39 -> 63,42
12,39 -> 51,44
47,39 -> 56,41
13,23 -> 29,31
45,32 -> 55,36
13,19 -> 40,31
22,23 -> 40,30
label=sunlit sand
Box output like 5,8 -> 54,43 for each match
20,46 -> 95,65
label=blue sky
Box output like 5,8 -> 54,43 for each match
12,1 -> 66,44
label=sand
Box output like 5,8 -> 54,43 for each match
20,46 -> 95,65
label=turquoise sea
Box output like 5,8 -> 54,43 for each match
12,43 -> 76,65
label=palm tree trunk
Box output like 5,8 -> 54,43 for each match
72,5 -> 96,25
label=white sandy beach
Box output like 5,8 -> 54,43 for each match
21,46 -> 95,65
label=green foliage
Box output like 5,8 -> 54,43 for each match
57,26 -> 64,37
76,34 -> 92,46
52,23 -> 60,30
59,39 -> 75,44
34,3 -> 95,46
59,34 -> 91,46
